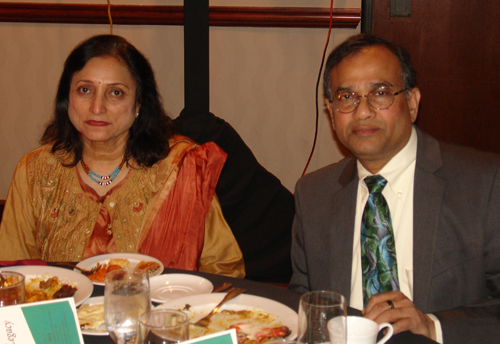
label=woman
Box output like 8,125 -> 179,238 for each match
0,35 -> 245,278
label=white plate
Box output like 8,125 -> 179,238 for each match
79,296 -> 156,336
149,274 -> 213,303
76,253 -> 164,286
79,296 -> 108,336
0,265 -> 93,307
156,293 -> 298,340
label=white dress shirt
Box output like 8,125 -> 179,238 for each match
349,127 -> 443,342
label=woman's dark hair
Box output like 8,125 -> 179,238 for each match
323,33 -> 417,100
41,34 -> 176,167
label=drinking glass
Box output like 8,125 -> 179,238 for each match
0,271 -> 25,307
138,309 -> 189,344
104,268 -> 151,344
297,291 -> 347,344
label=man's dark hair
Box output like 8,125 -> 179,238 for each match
41,34 -> 176,167
323,33 -> 417,100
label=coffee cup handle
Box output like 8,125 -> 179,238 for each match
376,322 -> 394,344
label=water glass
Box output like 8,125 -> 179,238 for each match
104,268 -> 151,344
0,271 -> 25,307
297,290 -> 347,344
138,309 -> 189,344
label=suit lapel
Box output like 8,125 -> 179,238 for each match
331,158 -> 359,300
412,128 -> 446,311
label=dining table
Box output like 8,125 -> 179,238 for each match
61,265 -> 438,344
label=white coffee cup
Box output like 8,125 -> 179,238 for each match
328,315 -> 394,344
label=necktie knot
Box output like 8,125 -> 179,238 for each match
364,175 -> 387,194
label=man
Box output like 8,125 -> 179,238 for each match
289,34 -> 500,343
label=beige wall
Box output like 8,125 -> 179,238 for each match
0,0 -> 360,199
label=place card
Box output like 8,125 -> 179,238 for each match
182,329 -> 238,344
0,297 -> 84,344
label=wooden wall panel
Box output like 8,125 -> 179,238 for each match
371,1 -> 500,154
0,3 -> 360,28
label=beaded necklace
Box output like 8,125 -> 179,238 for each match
81,157 -> 127,186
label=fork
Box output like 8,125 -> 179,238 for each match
193,287 -> 246,327
212,282 -> 232,293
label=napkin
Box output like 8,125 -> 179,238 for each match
0,259 -> 47,267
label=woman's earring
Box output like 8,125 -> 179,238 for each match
135,112 -> 139,119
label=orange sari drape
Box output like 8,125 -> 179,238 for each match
137,140 -> 226,270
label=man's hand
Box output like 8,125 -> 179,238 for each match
362,291 -> 436,341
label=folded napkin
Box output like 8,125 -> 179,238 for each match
0,259 -> 47,267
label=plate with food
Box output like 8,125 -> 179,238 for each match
75,253 -> 164,286
155,293 -> 298,344
77,296 -> 108,336
77,296 -> 157,336
0,265 -> 93,307
149,274 -> 214,303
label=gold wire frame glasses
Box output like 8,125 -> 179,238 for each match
330,87 -> 407,113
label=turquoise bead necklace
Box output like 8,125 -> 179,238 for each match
81,157 -> 127,186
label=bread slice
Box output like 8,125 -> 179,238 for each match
77,304 -> 105,330
136,261 -> 162,274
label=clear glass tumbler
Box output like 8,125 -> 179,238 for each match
104,268 -> 151,344
138,309 -> 189,344
0,271 -> 25,307
297,290 -> 347,344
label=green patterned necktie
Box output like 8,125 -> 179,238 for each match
361,175 -> 399,307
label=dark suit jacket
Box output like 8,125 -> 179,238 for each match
289,127 -> 500,343
174,109 -> 294,283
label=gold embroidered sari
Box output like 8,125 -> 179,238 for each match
0,135 -> 245,278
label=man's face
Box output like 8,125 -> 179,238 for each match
325,46 -> 421,173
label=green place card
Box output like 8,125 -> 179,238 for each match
194,334 -> 233,344
182,329 -> 237,344
22,300 -> 81,344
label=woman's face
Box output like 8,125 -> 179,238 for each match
68,56 -> 139,145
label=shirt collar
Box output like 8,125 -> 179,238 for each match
357,126 -> 418,192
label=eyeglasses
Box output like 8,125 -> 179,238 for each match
330,87 -> 407,114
